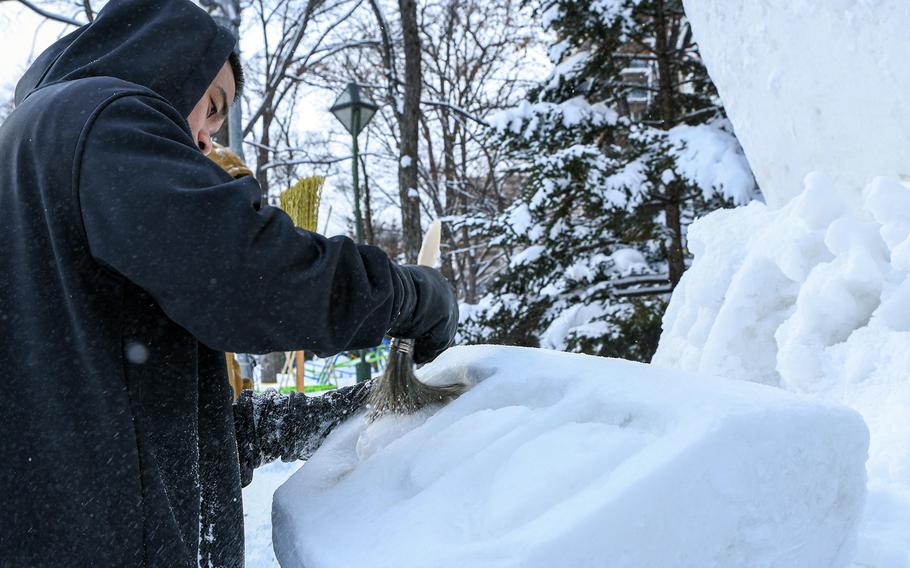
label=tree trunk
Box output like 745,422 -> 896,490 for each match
398,0 -> 423,262
663,182 -> 685,286
654,0 -> 685,287
459,128 -> 479,303
256,99 -> 274,204
439,113 -> 460,288
360,154 -> 375,245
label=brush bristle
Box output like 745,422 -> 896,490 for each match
367,341 -> 466,421
279,176 -> 324,231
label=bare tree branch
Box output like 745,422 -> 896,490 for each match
420,99 -> 489,127
9,0 -> 83,26
259,152 -> 383,171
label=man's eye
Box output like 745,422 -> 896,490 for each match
207,101 -> 216,118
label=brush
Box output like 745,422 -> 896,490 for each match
280,176 -> 325,232
367,220 -> 466,419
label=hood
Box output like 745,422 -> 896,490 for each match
14,0 -> 235,118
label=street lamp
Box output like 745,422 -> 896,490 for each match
330,83 -> 378,244
330,82 -> 379,383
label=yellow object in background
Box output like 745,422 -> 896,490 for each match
280,176 -> 325,232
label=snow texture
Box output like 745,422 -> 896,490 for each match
508,244 -> 545,267
610,247 -> 648,274
669,2 -> 910,562
273,345 -> 867,568
539,303 -> 611,351
654,175 -> 910,565
543,50 -> 590,90
491,97 -> 618,137
682,0 -> 910,209
666,119 -> 756,205
244,461 -> 302,567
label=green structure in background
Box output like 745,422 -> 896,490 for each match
330,83 -> 380,383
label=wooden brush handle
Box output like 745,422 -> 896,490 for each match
390,220 -> 442,348
417,220 -> 442,268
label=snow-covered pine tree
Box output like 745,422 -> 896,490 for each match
457,0 -> 757,361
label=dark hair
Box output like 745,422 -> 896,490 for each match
228,51 -> 244,102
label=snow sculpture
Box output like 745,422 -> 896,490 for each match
682,0 -> 910,208
654,175 -> 910,564
661,1 -> 910,562
273,346 -> 867,568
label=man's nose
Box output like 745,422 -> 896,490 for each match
197,131 -> 213,156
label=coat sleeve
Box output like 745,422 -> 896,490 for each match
233,382 -> 371,487
76,93 -> 405,355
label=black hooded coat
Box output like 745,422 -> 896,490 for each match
0,1 -> 424,566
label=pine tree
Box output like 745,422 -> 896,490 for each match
457,0 -> 757,361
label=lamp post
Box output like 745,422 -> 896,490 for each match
330,83 -> 379,383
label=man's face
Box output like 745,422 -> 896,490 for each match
186,62 -> 236,156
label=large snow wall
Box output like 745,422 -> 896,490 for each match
661,0 -> 910,564
273,346 -> 867,568
682,0 -> 910,209
653,177 -> 910,565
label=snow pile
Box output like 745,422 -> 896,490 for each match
273,345 -> 867,568
541,50 -> 590,91
682,0 -> 910,209
654,174 -> 910,564
666,1 -> 910,562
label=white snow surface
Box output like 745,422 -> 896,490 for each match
610,247 -> 648,274
665,3 -> 910,562
666,119 -> 757,205
273,345 -> 868,568
539,303 -> 610,351
654,174 -> 910,565
491,96 -> 618,137
244,461 -> 303,567
508,244 -> 546,267
682,0 -> 910,209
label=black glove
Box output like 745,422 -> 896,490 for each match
234,381 -> 373,487
390,264 -> 458,364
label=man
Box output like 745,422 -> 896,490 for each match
0,1 -> 457,566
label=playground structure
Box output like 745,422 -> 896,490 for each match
270,340 -> 391,393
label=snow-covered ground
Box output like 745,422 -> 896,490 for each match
271,346 -> 867,568
244,461 -> 303,567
